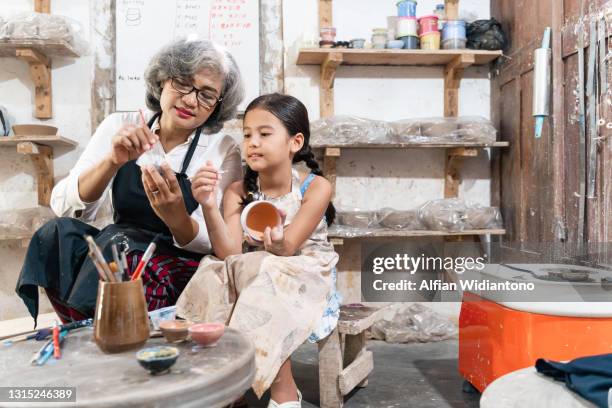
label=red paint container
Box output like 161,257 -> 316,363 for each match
418,15 -> 439,35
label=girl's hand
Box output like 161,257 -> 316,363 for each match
262,209 -> 289,255
109,123 -> 159,166
191,160 -> 221,209
142,163 -> 188,226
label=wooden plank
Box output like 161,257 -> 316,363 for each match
323,154 -> 338,200
16,49 -> 52,119
338,305 -> 389,335
444,54 -> 476,117
0,39 -> 80,58
297,49 -> 503,66
325,147 -> 341,156
445,0 -> 459,20
343,332 -> 368,388
318,329 -> 343,408
35,0 -> 50,13
0,135 -> 77,148
328,229 -> 507,239
338,350 -> 373,396
16,142 -> 54,207
319,0 -> 333,30
312,141 -> 510,149
320,52 -> 343,118
16,142 -> 52,156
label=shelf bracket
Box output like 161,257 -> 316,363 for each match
17,142 -> 54,206
443,54 -> 475,117
444,147 -> 477,198
16,48 -> 52,119
324,147 -> 341,200
320,52 -> 343,118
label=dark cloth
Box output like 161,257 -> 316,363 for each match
16,112 -> 206,326
536,354 -> 612,408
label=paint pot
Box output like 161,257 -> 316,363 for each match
350,38 -> 366,49
442,20 -> 466,41
159,320 -> 193,343
396,0 -> 417,17
137,346 -> 179,375
93,279 -> 150,353
387,39 -> 405,49
399,35 -> 419,49
371,28 -> 388,49
188,323 -> 225,347
420,31 -> 440,50
442,38 -> 467,49
396,16 -> 418,37
320,27 -> 336,42
240,201 -> 282,242
418,15 -> 439,35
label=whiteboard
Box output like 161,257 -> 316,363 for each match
115,0 -> 259,112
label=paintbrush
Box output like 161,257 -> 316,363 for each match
131,234 -> 161,281
84,235 -> 115,282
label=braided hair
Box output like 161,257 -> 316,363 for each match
241,93 -> 336,225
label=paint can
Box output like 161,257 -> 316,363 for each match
399,35 -> 419,49
418,15 -> 439,35
442,20 -> 466,40
396,16 -> 418,37
420,31 -> 440,50
397,0 -> 417,17
320,27 -> 336,42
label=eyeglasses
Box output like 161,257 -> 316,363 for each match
169,78 -> 223,110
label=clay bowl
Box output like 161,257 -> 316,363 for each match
159,320 -> 193,343
12,124 -> 58,136
188,323 -> 225,347
136,346 -> 179,375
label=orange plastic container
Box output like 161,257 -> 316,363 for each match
459,292 -> 612,392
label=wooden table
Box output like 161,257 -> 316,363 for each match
0,327 -> 255,407
480,366 -> 597,408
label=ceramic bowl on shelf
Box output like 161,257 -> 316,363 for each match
11,124 -> 58,136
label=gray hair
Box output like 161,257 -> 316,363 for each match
144,39 -> 245,134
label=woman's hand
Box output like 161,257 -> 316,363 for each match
109,124 -> 159,166
191,160 -> 221,209
260,209 -> 290,255
141,163 -> 188,227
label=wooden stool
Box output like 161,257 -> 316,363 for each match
317,305 -> 389,408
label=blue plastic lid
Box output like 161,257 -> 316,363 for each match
436,4 -> 445,9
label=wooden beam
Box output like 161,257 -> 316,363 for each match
343,332 -> 369,388
318,329 -> 343,408
16,49 -> 52,118
319,0 -> 333,30
445,0 -> 459,20
443,54 -> 475,117
320,52 -> 343,118
35,0 -> 50,13
339,350 -> 373,396
17,142 -> 54,206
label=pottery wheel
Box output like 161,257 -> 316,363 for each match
0,327 -> 255,408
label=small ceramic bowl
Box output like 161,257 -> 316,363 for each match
240,201 -> 282,242
159,320 -> 192,343
136,346 -> 179,375
188,323 -> 225,347
387,40 -> 405,49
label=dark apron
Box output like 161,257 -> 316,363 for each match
16,113 -> 205,324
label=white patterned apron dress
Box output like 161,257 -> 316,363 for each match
176,168 -> 340,397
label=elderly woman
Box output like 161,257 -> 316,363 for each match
16,39 -> 244,324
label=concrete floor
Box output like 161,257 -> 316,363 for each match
245,339 -> 479,408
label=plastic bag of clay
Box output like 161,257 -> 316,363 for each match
370,303 -> 457,343
0,12 -> 89,56
396,116 -> 497,144
418,198 -> 469,232
336,209 -> 380,228
310,115 -> 397,146
0,206 -> 56,235
327,223 -> 381,238
378,207 -> 424,230
465,206 -> 503,229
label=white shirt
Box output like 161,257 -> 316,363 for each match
50,111 -> 243,254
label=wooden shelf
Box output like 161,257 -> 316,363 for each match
0,135 -> 78,148
0,39 -> 81,58
313,141 -> 510,149
328,228 -> 506,245
297,48 -> 503,67
0,135 -> 77,206
0,230 -> 33,247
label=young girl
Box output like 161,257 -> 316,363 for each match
175,93 -> 338,407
